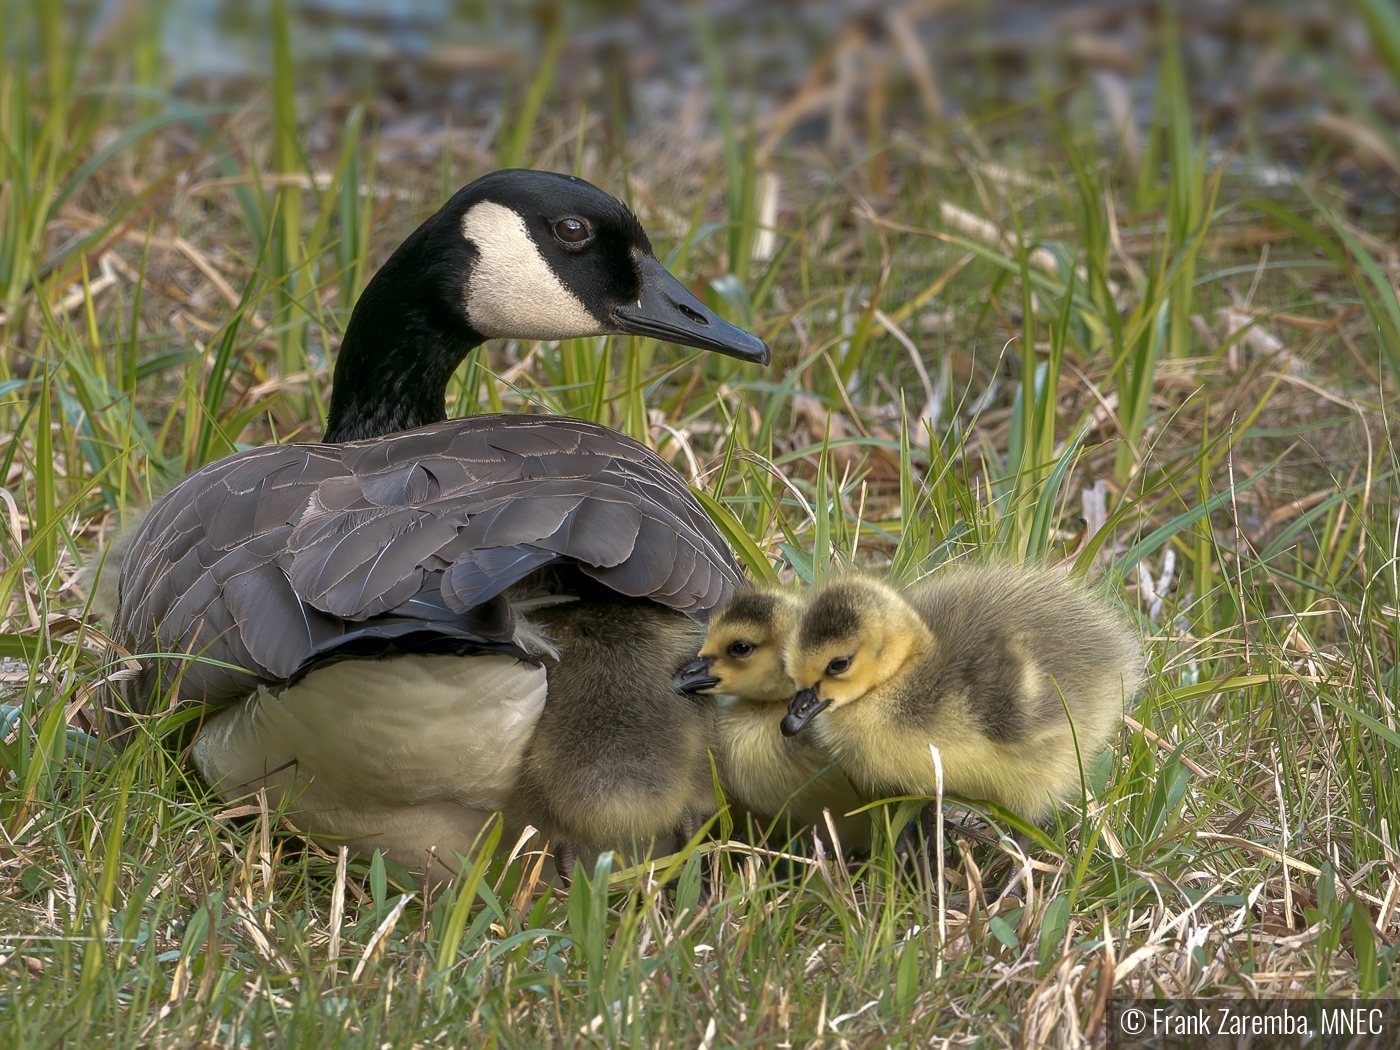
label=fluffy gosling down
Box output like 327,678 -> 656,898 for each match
675,586 -> 869,848
781,567 -> 1144,823
512,600 -> 717,879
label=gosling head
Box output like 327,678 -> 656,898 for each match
781,577 -> 932,736
673,586 -> 804,702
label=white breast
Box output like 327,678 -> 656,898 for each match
192,653 -> 547,871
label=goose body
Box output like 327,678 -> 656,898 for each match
675,587 -> 869,848
191,653 -> 545,864
782,567 -> 1143,822
107,170 -> 768,872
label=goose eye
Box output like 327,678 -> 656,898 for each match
825,656 -> 851,676
727,641 -> 754,659
553,216 -> 592,245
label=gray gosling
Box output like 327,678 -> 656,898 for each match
513,601 -> 717,880
77,514 -> 147,625
781,567 -> 1143,823
675,586 -> 870,849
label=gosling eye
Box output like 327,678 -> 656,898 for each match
727,641 -> 754,659
825,656 -> 852,676
552,216 -> 593,246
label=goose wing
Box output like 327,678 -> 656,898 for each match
112,415 -> 741,710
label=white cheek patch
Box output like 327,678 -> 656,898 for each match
460,201 -> 610,340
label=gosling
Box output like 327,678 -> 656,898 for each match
674,586 -> 870,849
781,566 -> 1143,823
513,600 -> 717,880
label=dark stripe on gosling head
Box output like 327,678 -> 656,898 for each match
798,586 -> 864,650
714,589 -> 780,629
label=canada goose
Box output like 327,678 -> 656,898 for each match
781,567 -> 1143,823
673,586 -> 870,849
107,169 -> 769,874
511,597 -> 715,879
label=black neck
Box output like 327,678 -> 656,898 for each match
322,306 -> 480,443
322,213 -> 481,443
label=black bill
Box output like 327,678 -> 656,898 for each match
781,686 -> 831,736
673,656 -> 721,693
613,253 -> 770,365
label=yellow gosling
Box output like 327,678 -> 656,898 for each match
676,586 -> 870,849
782,567 -> 1143,823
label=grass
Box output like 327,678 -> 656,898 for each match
2,2 -> 1400,1046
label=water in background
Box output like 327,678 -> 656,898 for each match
16,0 -> 1386,216
149,2 -> 1394,161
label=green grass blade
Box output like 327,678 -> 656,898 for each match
33,363 -> 55,578
500,13 -> 566,170
691,486 -> 778,583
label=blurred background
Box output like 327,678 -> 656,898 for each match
120,1 -> 1400,209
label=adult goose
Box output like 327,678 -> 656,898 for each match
107,169 -> 768,873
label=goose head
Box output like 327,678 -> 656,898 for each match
674,586 -> 804,702
325,169 -> 769,442
780,578 -> 933,736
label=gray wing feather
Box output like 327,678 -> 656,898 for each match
533,493 -> 641,566
441,545 -> 561,610
112,415 -> 742,710
586,511 -> 676,596
223,563 -> 345,679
